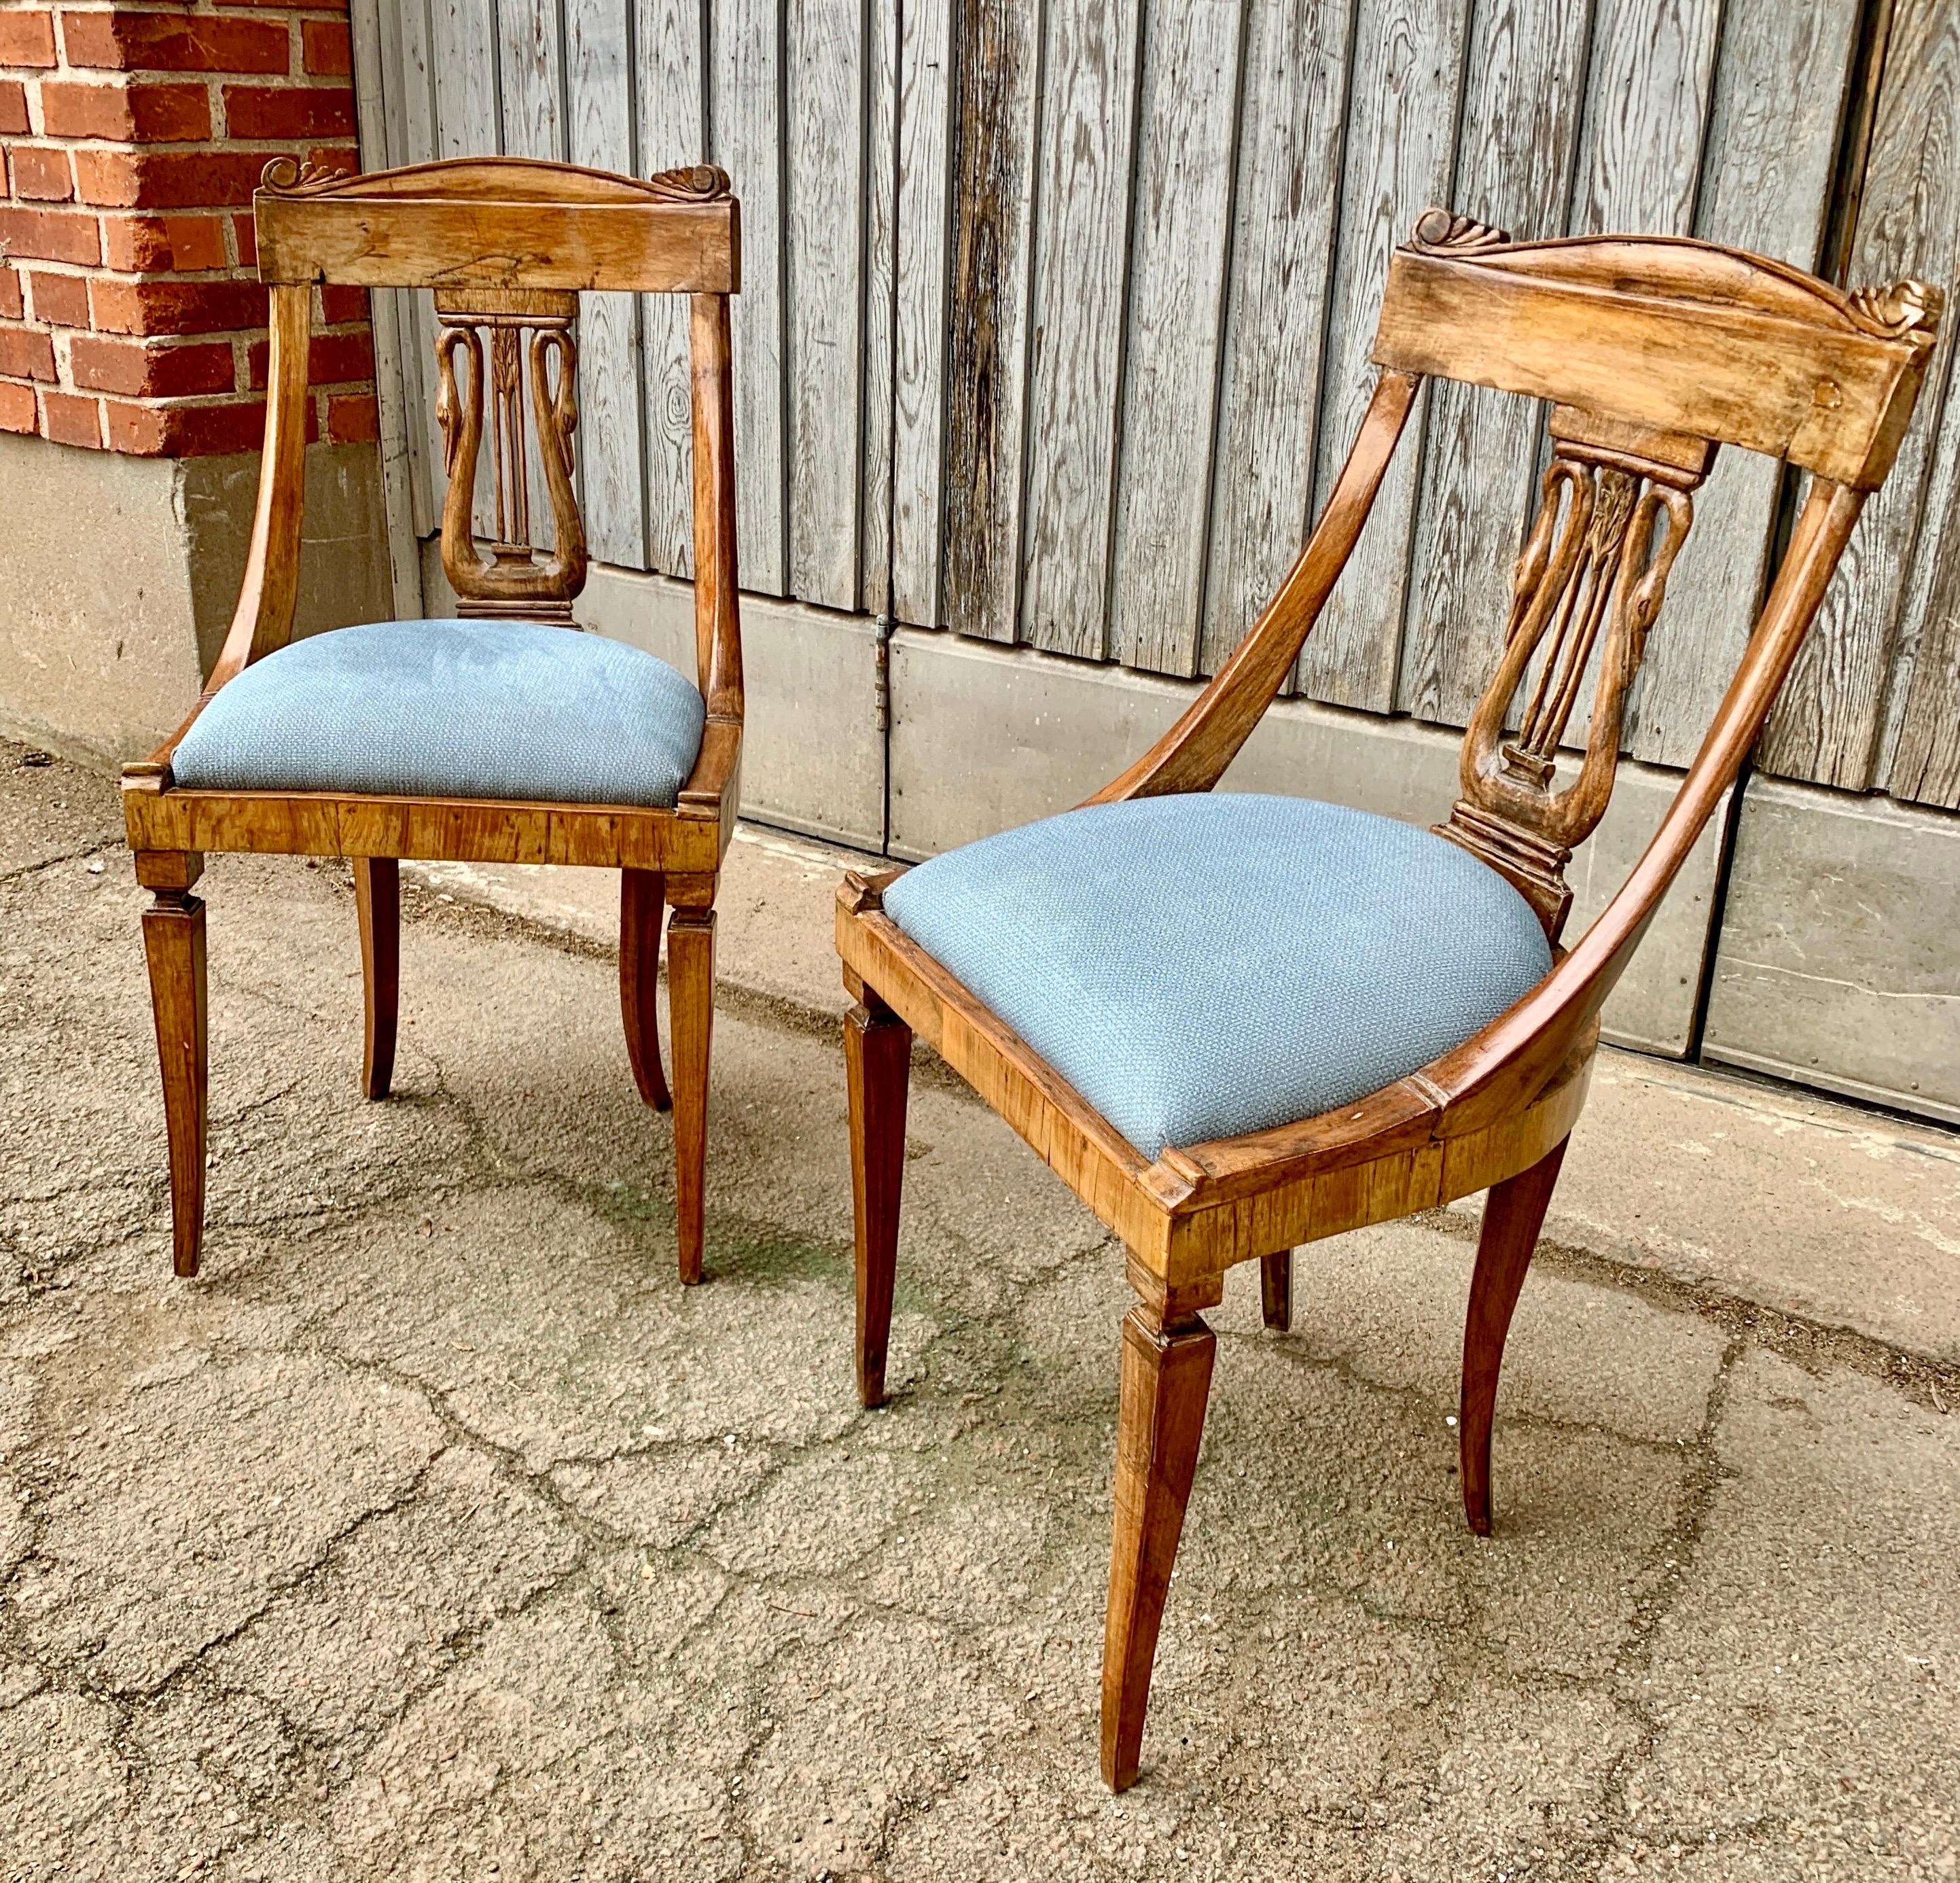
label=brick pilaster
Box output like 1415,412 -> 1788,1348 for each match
0,0 -> 378,457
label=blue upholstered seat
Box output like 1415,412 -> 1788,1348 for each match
881,794 -> 1554,1159
171,618 -> 706,809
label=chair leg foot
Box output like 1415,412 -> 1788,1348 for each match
620,868 -> 671,1111
666,901 -> 715,1285
1260,1250 -> 1291,1331
353,857 -> 398,1101
1461,1137 -> 1569,1536
143,890 -> 208,1278
1101,1295 -> 1216,1792
845,996 -> 911,1408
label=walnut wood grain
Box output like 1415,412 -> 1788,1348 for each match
122,157 -> 747,1284
836,212 -> 1938,1791
253,156 -> 740,294
688,291 -> 743,720
353,856 -> 399,1101
142,892 -> 208,1278
1088,368 -> 1421,805
620,867 -> 671,1111
1460,1136 -> 1568,1536
434,287 -> 588,619
1101,1299 -> 1217,1792
1259,1250 -> 1291,1333
845,998 -> 912,1407
205,283 -> 311,699
1372,232 -> 1938,489
666,904 -> 715,1286
1437,404 -> 1713,934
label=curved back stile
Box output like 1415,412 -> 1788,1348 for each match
1098,208 -> 1942,1163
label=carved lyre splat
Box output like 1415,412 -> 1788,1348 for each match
1438,403 -> 1716,937
434,287 -> 588,621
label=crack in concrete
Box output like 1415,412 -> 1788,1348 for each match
204,1538 -> 596,1863
1415,1206 -> 1960,1416
0,839 -> 120,885
103,1443 -> 450,1710
1543,1333 -> 1747,1878
7,756 -> 1956,1877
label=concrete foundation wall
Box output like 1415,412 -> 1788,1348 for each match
1705,777 -> 1960,1123
0,433 -> 391,767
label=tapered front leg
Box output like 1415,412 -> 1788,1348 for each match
666,898 -> 715,1285
1101,1278 -> 1219,1791
353,856 -> 398,1100
620,867 -> 671,1110
1260,1250 -> 1292,1331
844,993 -> 911,1407
1461,1137 -> 1569,1536
141,870 -> 209,1279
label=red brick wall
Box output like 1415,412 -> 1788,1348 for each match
0,0 -> 377,456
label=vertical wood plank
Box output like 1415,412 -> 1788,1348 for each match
1759,0 -> 1960,794
942,0 -> 1041,641
711,0 -> 789,595
1552,0 -> 1720,750
1397,0 -> 1592,726
1110,1 -> 1246,677
787,0 -> 867,612
1298,0 -> 1472,710
394,0 -> 444,540
639,0 -> 706,577
1888,389 -> 1960,805
1018,0 -> 1143,661
1569,0 -> 1719,237
891,0 -> 953,627
497,0 -> 563,161
1199,0 -> 1353,677
568,0 -> 649,569
349,0 -> 424,614
431,0 -> 501,539
1633,0 -> 1857,767
1876,0 -> 1960,807
429,0 -> 498,179
496,0 -> 567,552
861,0 -> 899,617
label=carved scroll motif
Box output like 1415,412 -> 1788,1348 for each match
433,289 -> 588,620
257,155 -> 355,194
1845,279 -> 1943,341
1410,208 -> 1512,256
1437,408 -> 1713,936
644,162 -> 733,202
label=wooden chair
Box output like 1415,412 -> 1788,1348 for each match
836,211 -> 1941,1789
122,156 -> 743,1285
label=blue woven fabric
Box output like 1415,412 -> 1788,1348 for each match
171,619 -> 706,809
882,794 -> 1553,1159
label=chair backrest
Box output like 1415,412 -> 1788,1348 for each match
219,156 -> 741,723
1370,209 -> 1940,939
1094,208 -> 1940,1136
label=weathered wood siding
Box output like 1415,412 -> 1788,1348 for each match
363,0 -> 1960,804
1760,0 -> 1960,807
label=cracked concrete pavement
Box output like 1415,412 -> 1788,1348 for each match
3,738 -> 1957,1882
